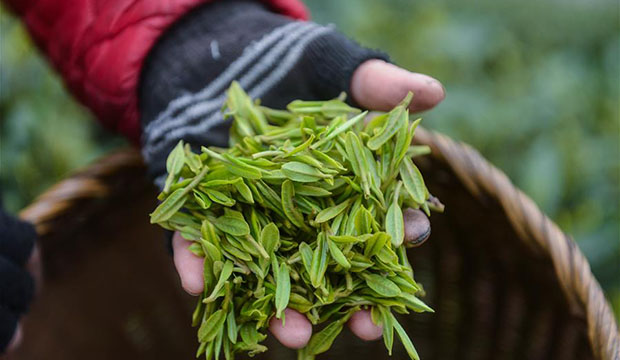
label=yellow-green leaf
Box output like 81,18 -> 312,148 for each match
214,211 -> 250,236
275,262 -> 290,319
314,198 -> 351,223
400,156 -> 427,205
198,309 -> 226,343
364,273 -> 402,297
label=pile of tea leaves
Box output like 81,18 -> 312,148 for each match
150,82 -> 441,360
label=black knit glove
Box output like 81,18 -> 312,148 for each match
0,208 -> 36,354
139,0 -> 389,186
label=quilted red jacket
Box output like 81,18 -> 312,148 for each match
4,0 -> 308,144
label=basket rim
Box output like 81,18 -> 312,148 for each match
19,128 -> 620,359
413,127 -> 619,360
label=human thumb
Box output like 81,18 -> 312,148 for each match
351,59 -> 445,113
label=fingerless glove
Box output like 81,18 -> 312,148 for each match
139,0 -> 388,186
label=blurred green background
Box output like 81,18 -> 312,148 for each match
1,0 -> 618,317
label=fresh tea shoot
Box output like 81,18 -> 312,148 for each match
151,82 -> 441,360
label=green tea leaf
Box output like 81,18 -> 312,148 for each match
166,141 -> 186,174
281,180 -> 309,230
350,253 -> 375,272
204,188 -> 236,206
327,238 -> 350,269
311,111 -> 367,149
188,242 -> 204,256
204,260 -> 234,303
192,294 -> 205,327
305,320 -> 344,355
392,314 -> 420,360
364,112 -> 388,135
379,306 -> 394,355
364,273 -> 402,297
246,234 -> 270,259
310,234 -> 328,288
364,232 -> 390,258
240,323 -> 267,345
163,141 -> 186,192
260,223 -> 280,254
284,134 -> 315,157
310,149 -> 347,171
353,206 -> 373,235
314,198 -> 351,223
281,162 -> 328,183
275,262 -> 291,319
408,144 -> 430,158
184,143 -> 202,173
392,118 -> 421,169
214,327 -> 224,360
400,156 -> 427,204
214,211 -> 250,236
288,99 -> 359,117
299,242 -> 313,275
193,190 -> 212,211
198,309 -> 226,343
399,292 -> 434,313
367,93 -> 412,150
344,131 -> 370,197
386,182 -> 405,247
289,292 -> 314,313
293,184 -> 332,197
329,234 -> 365,244
150,188 -> 187,223
227,306 -> 238,344
233,179 -> 254,203
203,147 -> 263,179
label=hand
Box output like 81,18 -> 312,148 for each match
0,210 -> 40,354
171,58 -> 442,348
139,0 -> 443,349
173,209 -> 432,347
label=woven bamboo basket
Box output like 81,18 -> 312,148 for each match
9,127 -> 619,360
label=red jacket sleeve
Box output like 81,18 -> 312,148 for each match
4,0 -> 308,144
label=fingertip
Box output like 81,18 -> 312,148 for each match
403,208 -> 431,247
351,59 -> 445,113
348,310 -> 383,341
269,308 -> 312,349
172,232 -> 205,296
406,72 -> 446,112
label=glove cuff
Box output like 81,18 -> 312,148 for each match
140,0 -> 290,185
